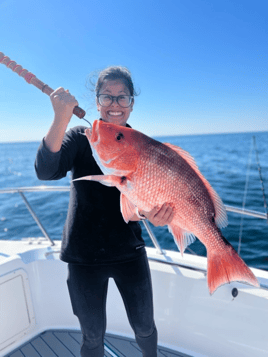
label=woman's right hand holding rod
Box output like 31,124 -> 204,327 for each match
44,87 -> 78,153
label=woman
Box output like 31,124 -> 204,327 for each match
35,66 -> 173,357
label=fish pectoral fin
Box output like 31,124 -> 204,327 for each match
72,175 -> 121,187
120,194 -> 137,223
168,224 -> 196,256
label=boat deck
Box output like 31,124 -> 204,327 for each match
5,330 -> 190,357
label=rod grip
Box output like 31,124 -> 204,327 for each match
73,106 -> 86,118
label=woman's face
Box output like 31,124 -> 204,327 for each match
96,80 -> 134,126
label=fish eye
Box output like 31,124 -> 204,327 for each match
116,133 -> 124,141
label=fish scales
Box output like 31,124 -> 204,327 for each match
133,140 -> 215,234
73,120 -> 260,295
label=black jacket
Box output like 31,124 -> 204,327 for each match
34,125 -> 145,265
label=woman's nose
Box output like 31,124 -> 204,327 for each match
111,98 -> 119,107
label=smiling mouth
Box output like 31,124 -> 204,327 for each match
108,111 -> 123,116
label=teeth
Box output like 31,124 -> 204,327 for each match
108,112 -> 123,116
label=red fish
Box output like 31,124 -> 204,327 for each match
74,120 -> 259,294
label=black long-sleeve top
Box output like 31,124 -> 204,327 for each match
34,125 -> 145,265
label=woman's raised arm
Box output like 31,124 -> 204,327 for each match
44,87 -> 78,153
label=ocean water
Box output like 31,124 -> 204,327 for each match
0,131 -> 268,271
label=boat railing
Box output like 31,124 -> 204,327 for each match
0,186 -> 267,289
1,185 -> 267,249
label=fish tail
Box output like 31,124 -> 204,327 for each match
207,242 -> 259,295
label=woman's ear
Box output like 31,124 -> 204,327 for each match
131,98 -> 134,111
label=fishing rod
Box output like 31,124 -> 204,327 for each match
0,51 -> 88,122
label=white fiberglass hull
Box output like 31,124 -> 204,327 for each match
0,240 -> 267,357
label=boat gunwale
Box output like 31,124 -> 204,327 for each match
1,185 -> 267,220
1,185 -> 268,292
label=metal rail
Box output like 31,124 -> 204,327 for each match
0,186 -> 267,251
0,186 -> 70,194
1,186 -> 267,219
142,219 -> 164,254
2,186 -> 266,291
225,204 -> 267,220
18,191 -> 55,246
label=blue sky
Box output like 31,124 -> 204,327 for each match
0,0 -> 267,142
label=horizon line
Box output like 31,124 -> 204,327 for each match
0,129 -> 267,144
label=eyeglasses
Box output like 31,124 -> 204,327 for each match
97,94 -> 134,108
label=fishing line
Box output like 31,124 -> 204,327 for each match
238,135 -> 268,255
253,136 -> 268,223
81,117 -> 92,128
238,137 -> 254,255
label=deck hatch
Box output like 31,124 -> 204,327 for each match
0,269 -> 35,352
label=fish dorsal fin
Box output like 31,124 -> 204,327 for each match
120,194 -> 137,223
164,143 -> 228,228
164,142 -> 200,172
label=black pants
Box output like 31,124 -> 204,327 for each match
67,252 -> 157,357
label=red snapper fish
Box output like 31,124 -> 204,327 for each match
74,120 -> 259,295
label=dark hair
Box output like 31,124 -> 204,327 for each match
95,66 -> 138,97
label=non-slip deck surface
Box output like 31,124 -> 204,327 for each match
5,329 -> 191,357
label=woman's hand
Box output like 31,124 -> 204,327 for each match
139,203 -> 174,227
50,87 -> 78,126
44,87 -> 79,153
